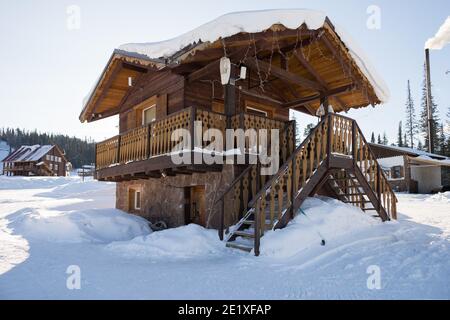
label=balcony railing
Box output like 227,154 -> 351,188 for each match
95,107 -> 290,170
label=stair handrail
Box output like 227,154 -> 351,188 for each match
249,115 -> 330,255
216,119 -> 295,240
352,120 -> 398,218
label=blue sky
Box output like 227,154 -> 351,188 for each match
0,0 -> 449,142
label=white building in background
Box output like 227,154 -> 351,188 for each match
370,143 -> 450,194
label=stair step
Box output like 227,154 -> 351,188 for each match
233,230 -> 255,238
226,242 -> 253,252
243,219 -> 272,226
345,200 -> 372,204
363,208 -> 378,211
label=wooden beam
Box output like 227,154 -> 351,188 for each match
293,50 -> 347,111
283,84 -> 357,109
244,57 -> 325,92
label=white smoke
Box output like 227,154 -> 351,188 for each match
425,16 -> 450,50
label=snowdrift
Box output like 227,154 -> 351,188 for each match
260,197 -> 382,258
8,208 -> 151,244
106,224 -> 223,259
0,175 -> 77,190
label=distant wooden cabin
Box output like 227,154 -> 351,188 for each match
2,145 -> 68,177
369,143 -> 450,194
80,10 -> 398,255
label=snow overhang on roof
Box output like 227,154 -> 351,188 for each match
80,9 -> 390,122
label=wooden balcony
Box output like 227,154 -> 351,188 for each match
95,107 -> 292,181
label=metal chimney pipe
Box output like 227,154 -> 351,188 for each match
425,49 -> 434,153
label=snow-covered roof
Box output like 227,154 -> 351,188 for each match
3,145 -> 54,162
369,143 -> 448,160
411,155 -> 450,167
118,9 -> 389,103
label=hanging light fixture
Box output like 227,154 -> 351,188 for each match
220,57 -> 231,85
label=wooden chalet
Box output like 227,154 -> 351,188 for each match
2,145 -> 68,177
80,10 -> 397,255
369,143 -> 450,193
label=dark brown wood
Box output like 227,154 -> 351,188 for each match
283,84 -> 356,109
244,57 -> 324,92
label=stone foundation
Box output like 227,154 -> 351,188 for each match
116,165 -> 235,229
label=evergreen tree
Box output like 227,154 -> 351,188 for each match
437,123 -> 446,155
397,121 -> 403,147
377,134 -> 382,144
417,140 -> 424,151
382,132 -> 388,145
403,132 -> 409,148
303,123 -> 315,137
420,66 -> 440,152
370,132 -> 375,143
404,80 -> 418,148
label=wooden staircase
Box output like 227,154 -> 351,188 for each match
218,113 -> 397,255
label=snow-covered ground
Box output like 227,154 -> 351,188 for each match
0,176 -> 449,299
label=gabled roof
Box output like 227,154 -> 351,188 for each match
80,9 -> 390,123
3,145 -> 67,163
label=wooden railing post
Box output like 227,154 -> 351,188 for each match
147,124 -> 152,158
352,120 -> 357,166
377,166 -> 382,211
326,114 -> 332,168
116,135 -> 122,164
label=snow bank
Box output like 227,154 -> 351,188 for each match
106,224 -> 223,259
260,197 -> 381,258
35,178 -> 114,198
8,208 -> 151,244
118,9 -> 389,103
0,175 -> 77,190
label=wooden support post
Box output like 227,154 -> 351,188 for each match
190,106 -> 196,165
290,119 -> 297,218
224,84 -> 236,129
219,198 -> 225,241
254,198 -> 261,257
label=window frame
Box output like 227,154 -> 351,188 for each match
246,105 -> 268,117
134,190 -> 141,210
142,104 -> 156,126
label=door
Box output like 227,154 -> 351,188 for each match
186,186 -> 206,226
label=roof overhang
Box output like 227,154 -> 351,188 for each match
79,51 -> 163,123
80,10 -> 390,122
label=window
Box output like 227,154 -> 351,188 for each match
128,187 -> 142,211
142,105 -> 156,125
392,166 -> 403,179
46,155 -> 51,161
54,164 -> 59,172
246,106 -> 268,117
135,191 -> 141,210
